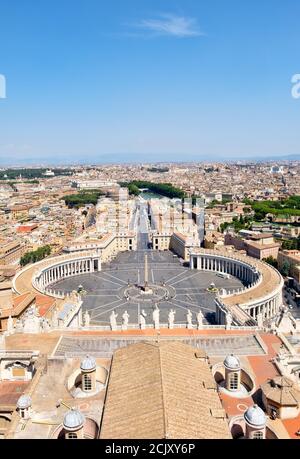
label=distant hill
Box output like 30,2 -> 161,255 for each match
248,154 -> 300,162
0,152 -> 299,167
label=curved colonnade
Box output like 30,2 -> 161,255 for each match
190,249 -> 284,325
13,251 -> 102,299
13,248 -> 284,327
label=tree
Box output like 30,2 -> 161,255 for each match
62,190 -> 104,208
282,239 -> 298,250
281,261 -> 291,277
220,222 -> 230,233
127,184 -> 140,196
254,210 -> 266,221
263,256 -> 278,269
20,245 -> 52,266
121,181 -> 186,200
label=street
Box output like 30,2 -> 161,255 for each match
130,198 -> 151,250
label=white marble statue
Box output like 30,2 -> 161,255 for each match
122,311 -> 130,331
140,310 -> 147,330
0,333 -> 5,349
15,319 -> 23,333
186,309 -> 193,329
7,315 -> 14,334
168,309 -> 176,329
110,310 -> 118,331
42,318 -> 51,332
270,318 -> 277,333
225,311 -> 233,329
23,311 -> 41,334
257,312 -> 264,329
196,310 -> 204,330
52,309 -> 59,328
153,304 -> 160,330
220,288 -> 227,297
84,310 -> 90,328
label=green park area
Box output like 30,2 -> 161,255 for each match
20,245 -> 52,267
120,181 -> 186,199
62,190 -> 105,208
244,196 -> 300,220
0,168 -> 72,180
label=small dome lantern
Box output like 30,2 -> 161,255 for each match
80,355 -> 97,393
17,394 -> 32,420
63,408 -> 85,439
244,405 -> 266,439
224,354 -> 241,392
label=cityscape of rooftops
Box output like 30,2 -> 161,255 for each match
1,0 -> 300,447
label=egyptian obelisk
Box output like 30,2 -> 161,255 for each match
144,253 -> 149,291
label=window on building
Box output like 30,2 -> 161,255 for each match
253,431 -> 263,439
83,374 -> 92,391
270,406 -> 278,419
229,372 -> 239,391
20,409 -> 25,419
67,432 -> 78,439
12,365 -> 26,378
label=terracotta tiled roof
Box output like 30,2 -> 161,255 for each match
100,341 -> 231,439
0,381 -> 30,408
35,294 -> 56,317
1,292 -> 36,319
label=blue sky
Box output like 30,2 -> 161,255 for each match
0,0 -> 300,165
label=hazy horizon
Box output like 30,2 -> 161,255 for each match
0,152 -> 300,168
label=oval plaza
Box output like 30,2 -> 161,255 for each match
13,237 -> 284,329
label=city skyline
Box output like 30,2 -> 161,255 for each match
1,0 -> 300,164
1,154 -> 300,168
